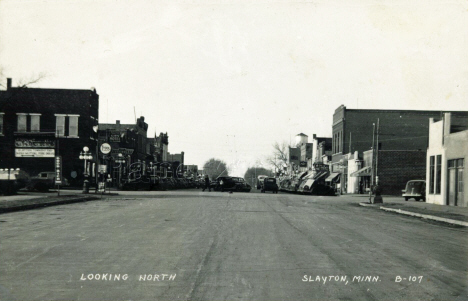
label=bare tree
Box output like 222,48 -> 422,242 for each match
0,67 -> 47,89
266,141 -> 290,172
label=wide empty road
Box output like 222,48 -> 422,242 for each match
1,190 -> 467,301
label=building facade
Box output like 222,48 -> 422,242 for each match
0,78 -> 99,187
332,105 -> 468,195
426,113 -> 467,207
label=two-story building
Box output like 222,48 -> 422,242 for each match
0,78 -> 99,187
426,113 -> 468,207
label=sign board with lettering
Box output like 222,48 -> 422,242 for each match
110,148 -> 134,156
15,148 -> 55,157
55,156 -> 62,185
109,132 -> 121,142
98,165 -> 107,173
15,138 -> 55,148
100,143 -> 112,154
98,182 -> 106,192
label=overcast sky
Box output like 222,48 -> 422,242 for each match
1,0 -> 467,176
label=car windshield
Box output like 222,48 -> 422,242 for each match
407,181 -> 423,189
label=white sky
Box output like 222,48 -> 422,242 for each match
1,0 -> 467,176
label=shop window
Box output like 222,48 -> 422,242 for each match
435,155 -> 441,194
429,156 -> 435,194
458,159 -> 464,193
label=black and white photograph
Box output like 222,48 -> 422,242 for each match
0,0 -> 467,300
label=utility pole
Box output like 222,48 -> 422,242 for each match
375,118 -> 380,185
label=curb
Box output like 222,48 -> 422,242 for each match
359,202 -> 376,207
359,202 -> 468,227
379,206 -> 468,227
0,196 -> 99,214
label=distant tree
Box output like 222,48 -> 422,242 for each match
266,141 -> 291,172
244,167 -> 274,188
202,158 -> 229,180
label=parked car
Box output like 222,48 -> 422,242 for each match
27,171 -> 69,192
232,177 -> 252,192
213,176 -> 236,191
261,177 -> 279,193
402,180 -> 426,202
0,169 -> 30,195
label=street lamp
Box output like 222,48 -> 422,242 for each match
115,153 -> 126,188
79,146 -> 93,193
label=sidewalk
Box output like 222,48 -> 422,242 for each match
354,194 -> 468,227
0,190 -> 105,214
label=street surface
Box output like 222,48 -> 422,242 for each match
1,190 -> 467,301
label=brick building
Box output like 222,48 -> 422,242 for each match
332,105 -> 468,195
0,78 -> 99,186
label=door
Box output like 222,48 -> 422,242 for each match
447,167 -> 456,206
457,166 -> 464,206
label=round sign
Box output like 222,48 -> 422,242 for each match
100,143 -> 112,154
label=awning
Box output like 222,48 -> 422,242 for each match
303,179 -> 315,188
350,166 -> 372,177
313,171 -> 329,180
325,172 -> 340,182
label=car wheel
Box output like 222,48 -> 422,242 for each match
404,197 -> 409,201
415,198 -> 420,202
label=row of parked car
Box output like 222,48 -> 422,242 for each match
196,176 -> 252,192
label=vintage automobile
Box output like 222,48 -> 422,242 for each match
213,176 -> 251,192
0,168 -> 30,195
402,180 -> 426,202
232,177 -> 252,192
256,175 -> 269,189
261,177 -> 279,193
26,171 -> 69,192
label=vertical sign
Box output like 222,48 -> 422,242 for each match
55,156 -> 62,185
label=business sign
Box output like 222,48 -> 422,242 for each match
110,148 -> 134,156
55,156 -> 62,185
109,132 -> 121,143
313,162 -> 330,172
15,138 -> 55,148
100,143 -> 112,154
15,148 -> 55,157
98,164 -> 107,173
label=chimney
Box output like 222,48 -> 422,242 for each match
7,78 -> 12,90
116,120 -> 120,125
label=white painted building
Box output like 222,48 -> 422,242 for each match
426,113 -> 468,207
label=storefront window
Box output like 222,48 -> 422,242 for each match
429,156 -> 435,194
436,155 -> 441,194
